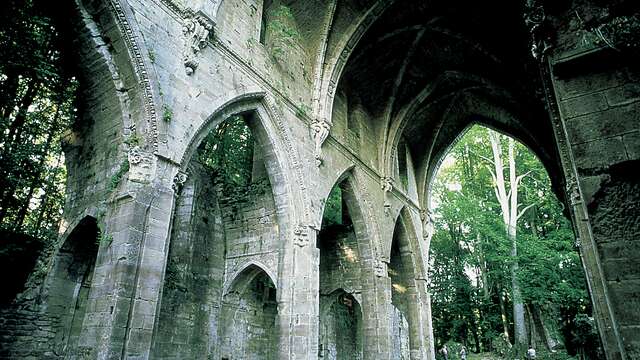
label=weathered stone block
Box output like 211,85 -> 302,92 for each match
560,92 -> 608,119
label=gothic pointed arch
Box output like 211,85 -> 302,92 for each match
151,92 -> 299,358
319,288 -> 364,359
219,264 -> 279,360
44,216 -> 100,357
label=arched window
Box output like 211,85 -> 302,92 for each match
259,0 -> 273,44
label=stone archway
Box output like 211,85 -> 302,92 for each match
388,208 -> 432,360
317,170 -> 396,359
45,216 -> 100,357
151,95 -> 294,359
319,289 -> 364,359
219,264 -> 279,360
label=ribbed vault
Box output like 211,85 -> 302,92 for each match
332,0 -> 564,203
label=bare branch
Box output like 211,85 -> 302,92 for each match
517,203 -> 536,220
487,166 -> 497,184
473,151 -> 495,166
515,171 -> 533,186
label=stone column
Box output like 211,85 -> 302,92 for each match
360,259 -> 393,360
542,46 -> 640,359
277,226 -> 320,359
75,181 -> 175,359
413,279 -> 435,360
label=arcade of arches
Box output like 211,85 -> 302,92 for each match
0,0 -> 638,359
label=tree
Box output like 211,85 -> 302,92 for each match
0,0 -> 79,299
486,131 -> 532,352
429,125 -> 601,358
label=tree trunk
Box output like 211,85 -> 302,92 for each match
497,284 -> 511,342
488,131 -> 529,352
531,304 -> 562,351
13,97 -> 64,230
0,72 -> 20,123
0,80 -> 41,225
506,138 -> 527,351
2,79 -> 39,151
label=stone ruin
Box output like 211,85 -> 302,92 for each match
0,0 -> 638,359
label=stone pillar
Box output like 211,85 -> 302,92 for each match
543,45 -> 640,359
75,181 -> 175,359
360,259 -> 393,360
413,279 -> 435,360
277,226 -> 320,359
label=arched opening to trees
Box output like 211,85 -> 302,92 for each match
317,177 -> 365,359
427,124 -> 602,359
152,108 -> 284,359
46,216 -> 99,356
220,264 -> 278,360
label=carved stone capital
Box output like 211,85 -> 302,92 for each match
182,11 -> 214,75
374,260 -> 387,277
293,224 -> 310,247
127,146 -> 156,183
172,171 -> 189,195
380,176 -> 393,193
523,0 -> 553,59
311,118 -> 331,167
420,208 -> 434,241
127,146 -> 143,165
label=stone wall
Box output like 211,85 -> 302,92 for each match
550,38 -> 640,358
220,270 -> 278,360
151,165 -> 226,359
1,0 -> 638,359
319,291 -> 363,360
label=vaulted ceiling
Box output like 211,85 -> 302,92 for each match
334,0 -> 563,198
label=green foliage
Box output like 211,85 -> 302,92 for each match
0,0 -> 78,267
197,115 -> 259,203
108,159 -> 130,193
266,5 -> 300,59
162,104 -> 173,122
322,186 -> 343,227
124,132 -> 143,147
97,233 -> 113,247
295,103 -> 311,118
428,126 -> 599,357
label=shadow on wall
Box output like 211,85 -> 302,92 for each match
45,216 -> 99,357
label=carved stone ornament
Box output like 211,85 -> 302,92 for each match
565,178 -> 582,207
127,146 -> 143,165
374,260 -> 387,277
182,12 -> 214,75
420,209 -> 435,241
172,171 -> 188,194
380,176 -> 393,193
311,118 -> 331,166
523,0 -> 553,59
380,176 -> 393,214
293,224 -> 309,247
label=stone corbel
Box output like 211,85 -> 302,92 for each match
311,118 -> 331,167
420,208 -> 434,242
127,146 -> 156,183
381,176 -> 393,215
182,11 -> 214,75
293,224 -> 310,247
374,260 -> 387,277
524,0 -> 553,59
172,171 -> 188,195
